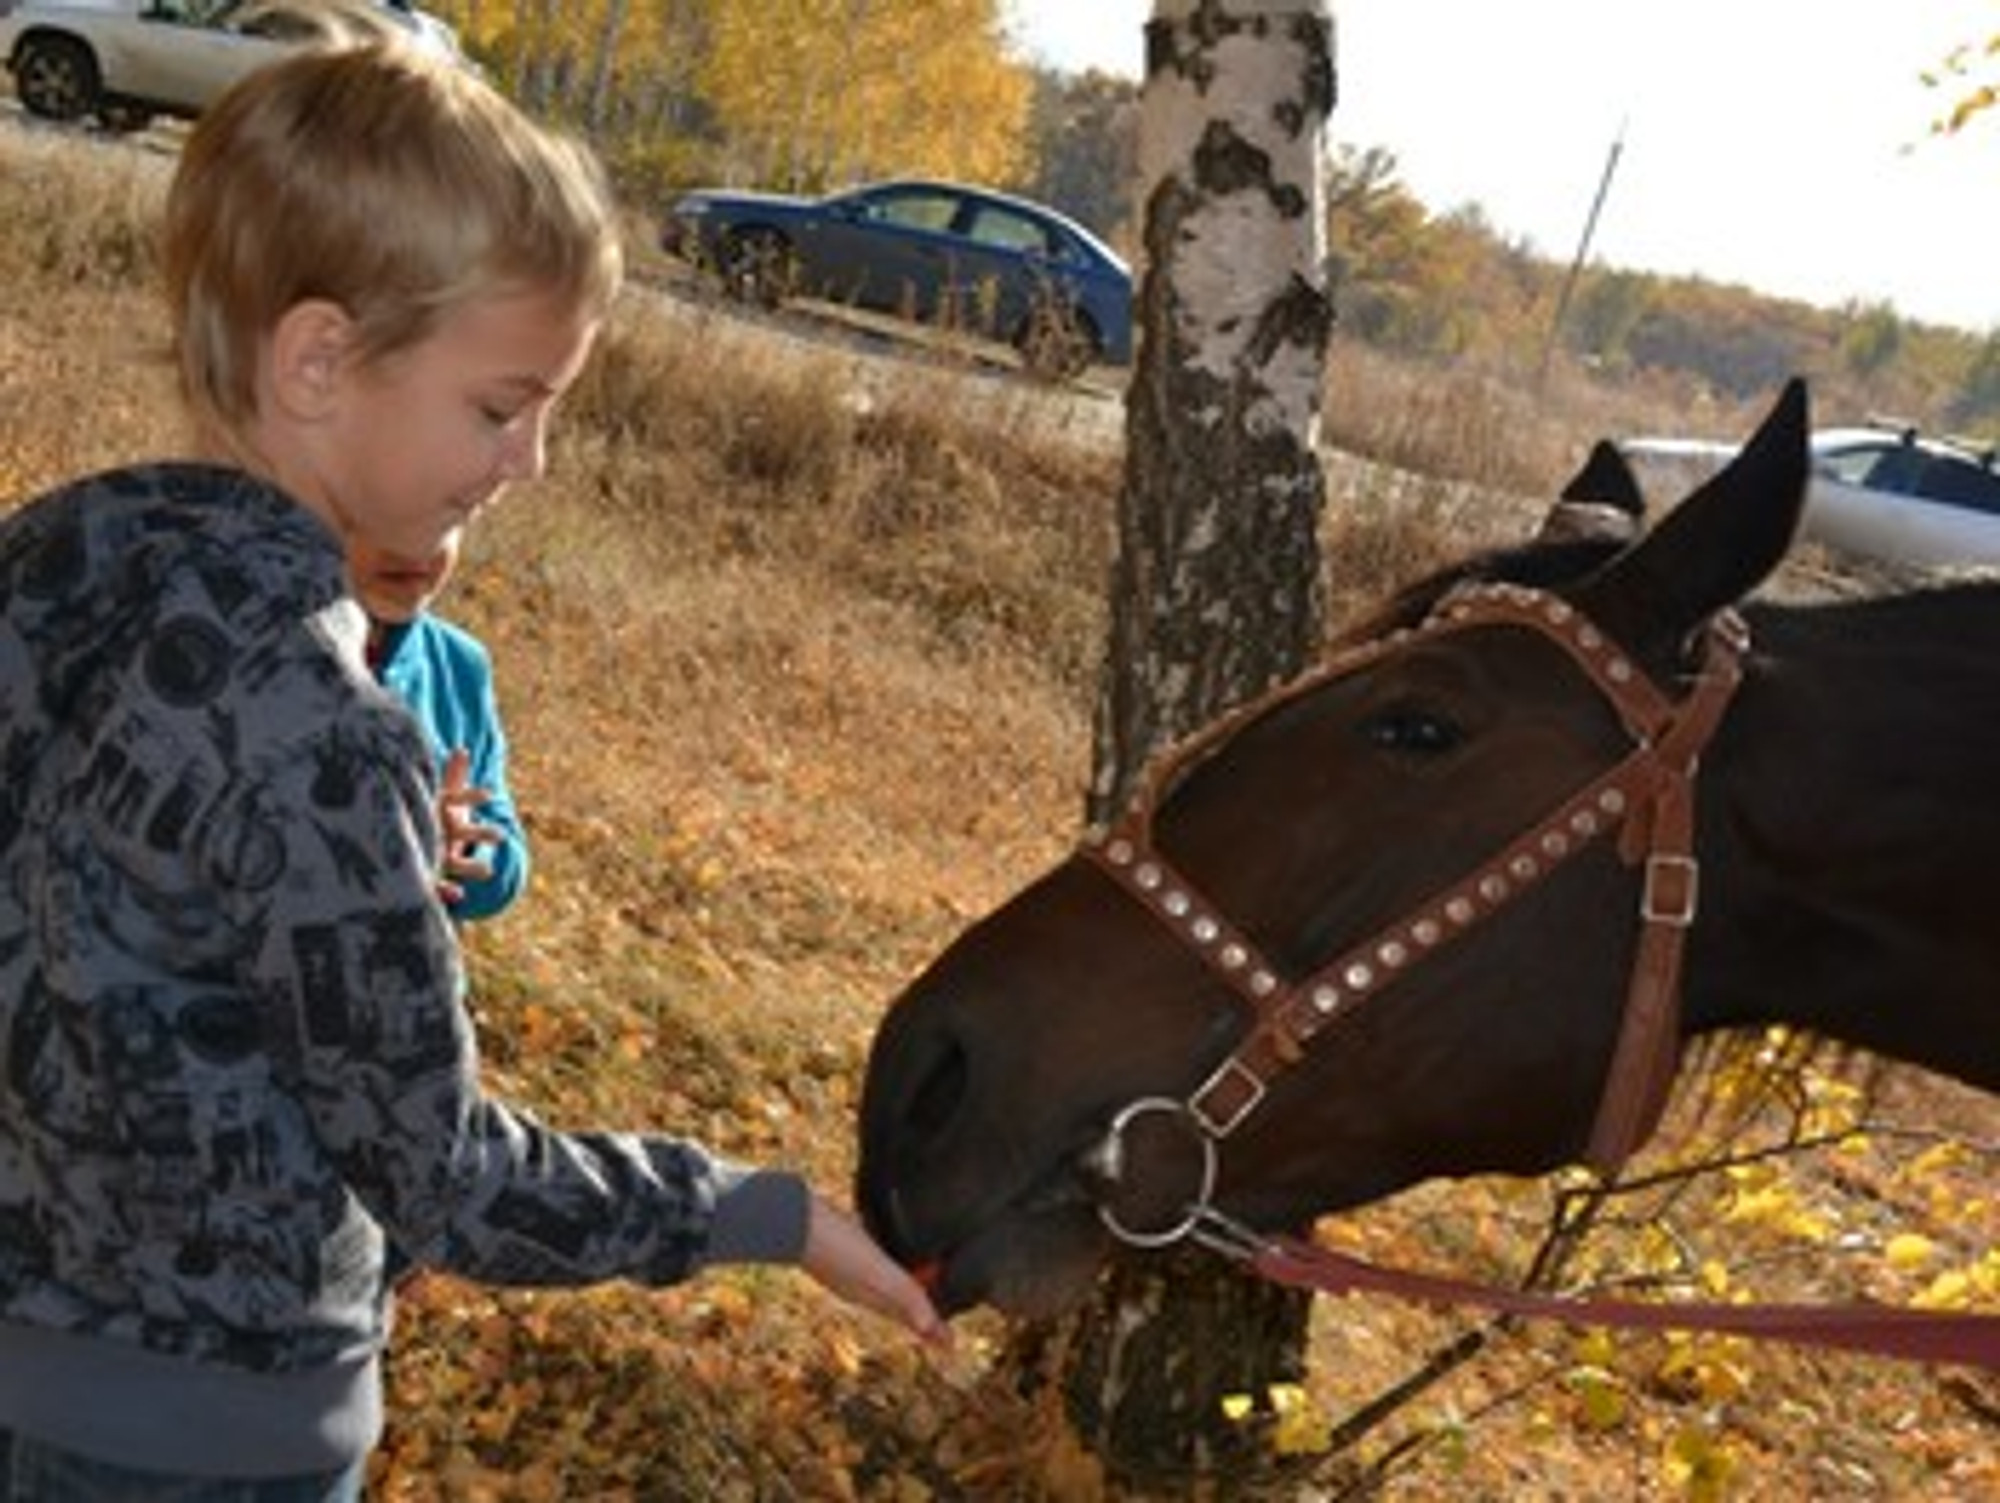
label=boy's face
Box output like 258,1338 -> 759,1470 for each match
302,287 -> 601,563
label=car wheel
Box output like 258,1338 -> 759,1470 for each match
719,227 -> 796,310
14,35 -> 101,124
1015,301 -> 1098,381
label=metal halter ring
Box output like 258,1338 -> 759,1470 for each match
1090,1097 -> 1220,1249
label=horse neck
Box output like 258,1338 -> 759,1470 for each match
1682,592 -> 2000,1094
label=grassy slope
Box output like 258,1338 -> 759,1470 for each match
3,124 -> 1998,1500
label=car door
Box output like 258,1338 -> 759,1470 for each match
793,185 -> 963,323
114,1 -> 290,113
948,199 -> 1066,340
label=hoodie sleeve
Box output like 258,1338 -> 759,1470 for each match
217,712 -> 808,1289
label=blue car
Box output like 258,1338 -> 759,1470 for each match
660,177 -> 1133,379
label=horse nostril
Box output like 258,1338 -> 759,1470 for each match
905,1036 -> 968,1139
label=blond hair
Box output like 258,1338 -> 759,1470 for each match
162,29 -> 623,438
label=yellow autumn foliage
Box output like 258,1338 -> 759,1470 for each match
702,0 -> 1030,188
425,0 -> 1032,194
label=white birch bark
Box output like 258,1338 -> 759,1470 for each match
1091,0 -> 1336,820
1051,0 -> 1338,1484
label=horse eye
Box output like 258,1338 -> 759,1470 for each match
1358,705 -> 1464,756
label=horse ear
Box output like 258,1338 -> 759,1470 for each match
1572,377 -> 1809,652
1561,439 -> 1645,514
1535,439 -> 1646,545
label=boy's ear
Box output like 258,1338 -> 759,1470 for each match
268,299 -> 359,420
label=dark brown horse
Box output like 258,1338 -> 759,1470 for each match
857,380 -> 2000,1319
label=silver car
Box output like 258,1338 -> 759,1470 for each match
1622,423 -> 2000,571
0,0 -> 461,132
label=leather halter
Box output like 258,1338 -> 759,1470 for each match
1080,581 -> 1748,1244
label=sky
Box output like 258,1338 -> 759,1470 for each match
1000,0 -> 2000,334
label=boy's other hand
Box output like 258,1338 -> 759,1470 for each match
435,746 -> 500,902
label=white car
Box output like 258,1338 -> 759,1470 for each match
0,0 -> 462,132
1621,424 -> 2000,571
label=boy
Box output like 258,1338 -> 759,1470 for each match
350,533 -> 527,922
0,32 -> 942,1501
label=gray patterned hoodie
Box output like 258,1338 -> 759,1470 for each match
0,464 -> 808,1476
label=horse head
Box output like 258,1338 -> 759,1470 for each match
858,381 -> 1812,1318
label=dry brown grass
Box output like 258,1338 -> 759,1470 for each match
5,123 -> 1998,1502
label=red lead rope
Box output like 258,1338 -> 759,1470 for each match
1250,1235 -> 2000,1368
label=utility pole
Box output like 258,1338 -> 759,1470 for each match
1539,122 -> 1625,384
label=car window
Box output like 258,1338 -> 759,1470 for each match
1817,439 -> 1923,494
1914,456 -> 2000,514
1862,446 -> 1928,494
1814,445 -> 1877,486
965,206 -> 1051,256
860,190 -> 961,234
235,7 -> 323,40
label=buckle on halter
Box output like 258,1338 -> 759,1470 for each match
1188,1057 -> 1268,1138
1642,854 -> 1698,925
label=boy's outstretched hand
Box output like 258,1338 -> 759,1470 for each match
802,1195 -> 953,1350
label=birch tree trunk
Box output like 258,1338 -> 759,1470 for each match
1092,0 -> 1336,823
1030,0 -> 1339,1484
